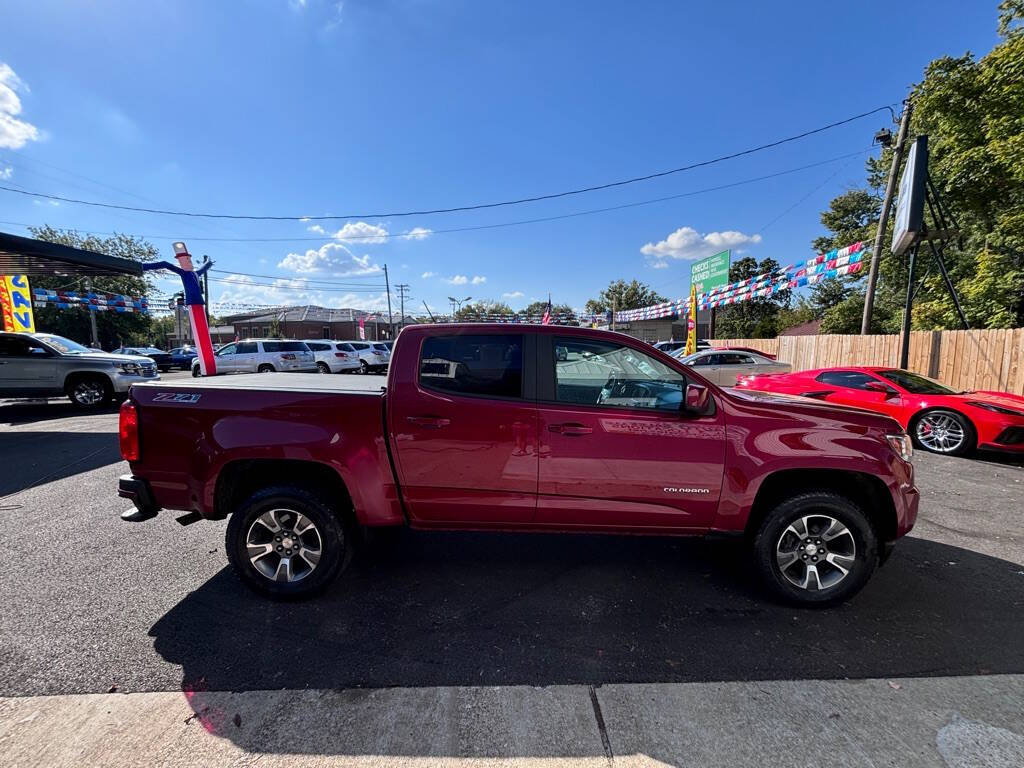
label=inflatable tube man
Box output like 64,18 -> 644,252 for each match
143,242 -> 216,375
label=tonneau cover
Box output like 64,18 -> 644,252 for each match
133,372 -> 386,395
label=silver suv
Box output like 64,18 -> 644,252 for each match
343,341 -> 390,373
0,331 -> 159,407
193,339 -> 317,376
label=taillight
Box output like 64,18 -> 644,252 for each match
119,400 -> 140,461
335,352 -> 348,358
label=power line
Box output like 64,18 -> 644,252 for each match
0,149 -> 870,247
209,268 -> 387,286
0,106 -> 893,221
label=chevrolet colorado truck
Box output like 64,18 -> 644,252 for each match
118,324 -> 918,606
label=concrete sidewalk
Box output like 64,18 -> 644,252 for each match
1,675 -> 1022,767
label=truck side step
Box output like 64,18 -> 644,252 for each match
175,511 -> 203,526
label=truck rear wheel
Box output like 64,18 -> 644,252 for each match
226,485 -> 351,599
752,491 -> 877,607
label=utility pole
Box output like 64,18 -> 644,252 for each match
383,264 -> 393,339
395,283 -> 410,329
861,101 -> 913,335
85,279 -> 99,347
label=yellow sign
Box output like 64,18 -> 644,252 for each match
684,282 -> 697,356
0,274 -> 35,333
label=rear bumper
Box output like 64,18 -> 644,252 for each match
118,474 -> 161,517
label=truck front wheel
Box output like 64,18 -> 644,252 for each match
226,485 -> 351,599
752,492 -> 877,607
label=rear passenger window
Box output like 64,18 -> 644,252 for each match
236,342 -> 257,354
419,334 -> 523,399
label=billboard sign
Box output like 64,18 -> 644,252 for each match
891,135 -> 928,256
690,250 -> 730,295
0,274 -> 35,333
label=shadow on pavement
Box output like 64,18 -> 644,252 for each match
0,399 -> 120,426
0,431 -> 121,497
152,531 -> 1024,715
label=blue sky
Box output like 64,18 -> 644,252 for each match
0,0 -> 1000,317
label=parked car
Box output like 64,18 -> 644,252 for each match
192,339 -> 317,376
113,346 -> 173,372
674,348 -> 791,386
343,340 -> 390,373
737,366 -> 1024,456
1,331 -> 158,407
167,346 -> 198,370
119,324 -> 918,606
304,341 -> 362,374
653,340 -> 710,354
712,345 -> 777,360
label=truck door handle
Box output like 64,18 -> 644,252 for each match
407,415 -> 450,429
549,422 -> 592,436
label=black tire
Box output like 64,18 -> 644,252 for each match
191,365 -> 202,378
65,374 -> 113,408
753,491 -> 878,608
909,409 -> 976,456
159,365 -> 171,372
258,364 -> 275,373
225,485 -> 352,600
317,362 -> 331,374
359,360 -> 369,374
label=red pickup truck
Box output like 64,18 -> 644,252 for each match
118,324 -> 918,606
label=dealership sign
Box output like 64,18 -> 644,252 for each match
0,274 -> 35,332
690,250 -> 730,294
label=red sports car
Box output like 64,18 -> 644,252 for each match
737,366 -> 1024,456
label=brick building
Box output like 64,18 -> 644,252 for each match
224,306 -> 415,341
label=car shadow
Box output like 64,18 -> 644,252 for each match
0,399 -> 121,425
150,530 -> 1024,756
0,430 -> 121,497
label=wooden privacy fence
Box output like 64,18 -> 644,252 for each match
713,329 -> 1024,395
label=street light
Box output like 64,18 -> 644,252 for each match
448,295 -> 472,319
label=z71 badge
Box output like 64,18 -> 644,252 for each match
152,392 -> 202,403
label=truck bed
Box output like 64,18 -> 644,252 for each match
133,372 -> 387,394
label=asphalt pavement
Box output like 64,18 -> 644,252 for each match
1,386 -> 1022,766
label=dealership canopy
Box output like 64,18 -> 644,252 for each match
0,231 -> 144,277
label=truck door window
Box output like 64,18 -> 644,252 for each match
553,337 -> 684,412
215,344 -> 238,357
419,334 -> 523,399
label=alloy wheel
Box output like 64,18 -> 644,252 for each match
915,412 -> 966,453
245,508 -> 323,583
775,514 -> 856,591
72,380 -> 105,406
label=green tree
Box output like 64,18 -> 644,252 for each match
268,316 -> 283,338
26,226 -> 158,349
523,300 -> 573,317
455,300 -> 514,321
812,2 -> 1024,333
585,280 -> 666,314
713,257 -> 791,338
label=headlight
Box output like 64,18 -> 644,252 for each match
117,362 -> 144,374
886,433 -> 913,462
966,400 -> 1024,417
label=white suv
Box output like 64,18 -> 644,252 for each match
192,339 -> 317,376
304,341 -> 362,373
344,341 -> 390,373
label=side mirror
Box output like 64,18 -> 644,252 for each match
864,381 -> 897,396
684,382 -> 710,415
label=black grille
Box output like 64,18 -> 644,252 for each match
994,426 -> 1024,445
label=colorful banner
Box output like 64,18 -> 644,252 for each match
684,283 -> 697,355
1,274 -> 35,332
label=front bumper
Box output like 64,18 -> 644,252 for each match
110,367 -> 160,393
118,474 -> 160,517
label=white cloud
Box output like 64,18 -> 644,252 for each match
471,275 -> 487,285
330,220 -> 389,244
212,272 -> 392,314
402,227 -> 432,241
447,275 -> 468,285
306,224 -> 326,235
0,165 -> 11,180
0,63 -> 41,150
278,242 -> 383,276
503,290 -> 525,299
650,261 -> 669,269
421,271 -> 436,279
640,226 -> 761,262
33,198 -> 59,207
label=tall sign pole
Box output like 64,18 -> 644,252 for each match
861,102 -> 912,335
384,264 -> 393,338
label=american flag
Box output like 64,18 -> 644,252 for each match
541,296 -> 552,325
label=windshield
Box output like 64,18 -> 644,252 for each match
35,334 -> 91,355
878,369 -> 959,395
